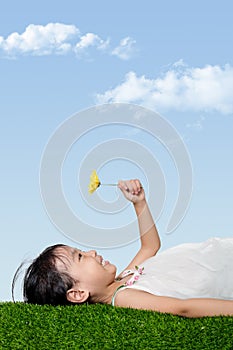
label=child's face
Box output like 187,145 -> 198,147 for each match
55,246 -> 117,296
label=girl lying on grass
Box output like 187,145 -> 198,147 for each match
17,179 -> 233,318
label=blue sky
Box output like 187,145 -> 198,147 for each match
1,0 -> 233,301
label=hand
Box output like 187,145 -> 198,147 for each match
118,179 -> 145,204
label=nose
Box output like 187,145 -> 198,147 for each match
86,250 -> 97,257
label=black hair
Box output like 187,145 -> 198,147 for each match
12,244 -> 76,306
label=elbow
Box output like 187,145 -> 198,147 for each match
157,240 -> 161,251
177,308 -> 191,318
146,245 -> 160,258
142,240 -> 161,259
176,300 -> 198,318
169,300 -> 192,318
154,241 -> 161,255
153,240 -> 161,255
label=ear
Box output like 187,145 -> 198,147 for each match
66,287 -> 89,304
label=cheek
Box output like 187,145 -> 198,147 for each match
83,262 -> 103,278
74,261 -> 116,285
88,264 -> 113,282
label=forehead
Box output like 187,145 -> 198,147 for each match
56,245 -> 72,254
54,246 -> 77,268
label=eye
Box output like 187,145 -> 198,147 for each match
78,252 -> 82,260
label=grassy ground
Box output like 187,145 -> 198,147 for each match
0,302 -> 233,349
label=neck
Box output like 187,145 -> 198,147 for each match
92,280 -> 121,305
92,274 -> 133,305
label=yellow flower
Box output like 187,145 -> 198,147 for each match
88,170 -> 101,194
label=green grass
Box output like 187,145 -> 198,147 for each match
0,302 -> 233,349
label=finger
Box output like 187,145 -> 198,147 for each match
128,179 -> 139,195
118,180 -> 129,192
134,179 -> 142,193
118,179 -> 142,195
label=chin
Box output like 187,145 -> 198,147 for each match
108,263 -> 117,274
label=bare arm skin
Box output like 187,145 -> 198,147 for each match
115,288 -> 233,318
115,179 -> 233,318
118,179 -> 161,270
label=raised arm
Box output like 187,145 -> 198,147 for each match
118,179 -> 161,270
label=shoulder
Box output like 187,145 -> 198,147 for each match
114,287 -> 186,316
114,288 -> 157,309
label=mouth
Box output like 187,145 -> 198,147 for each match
100,257 -> 109,266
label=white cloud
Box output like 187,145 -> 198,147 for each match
96,63 -> 233,115
0,23 -> 135,60
111,37 -> 136,60
74,33 -> 109,56
0,23 -> 79,56
186,116 -> 205,130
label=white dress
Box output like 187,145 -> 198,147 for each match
112,238 -> 233,304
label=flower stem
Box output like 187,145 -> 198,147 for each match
101,183 -> 117,186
